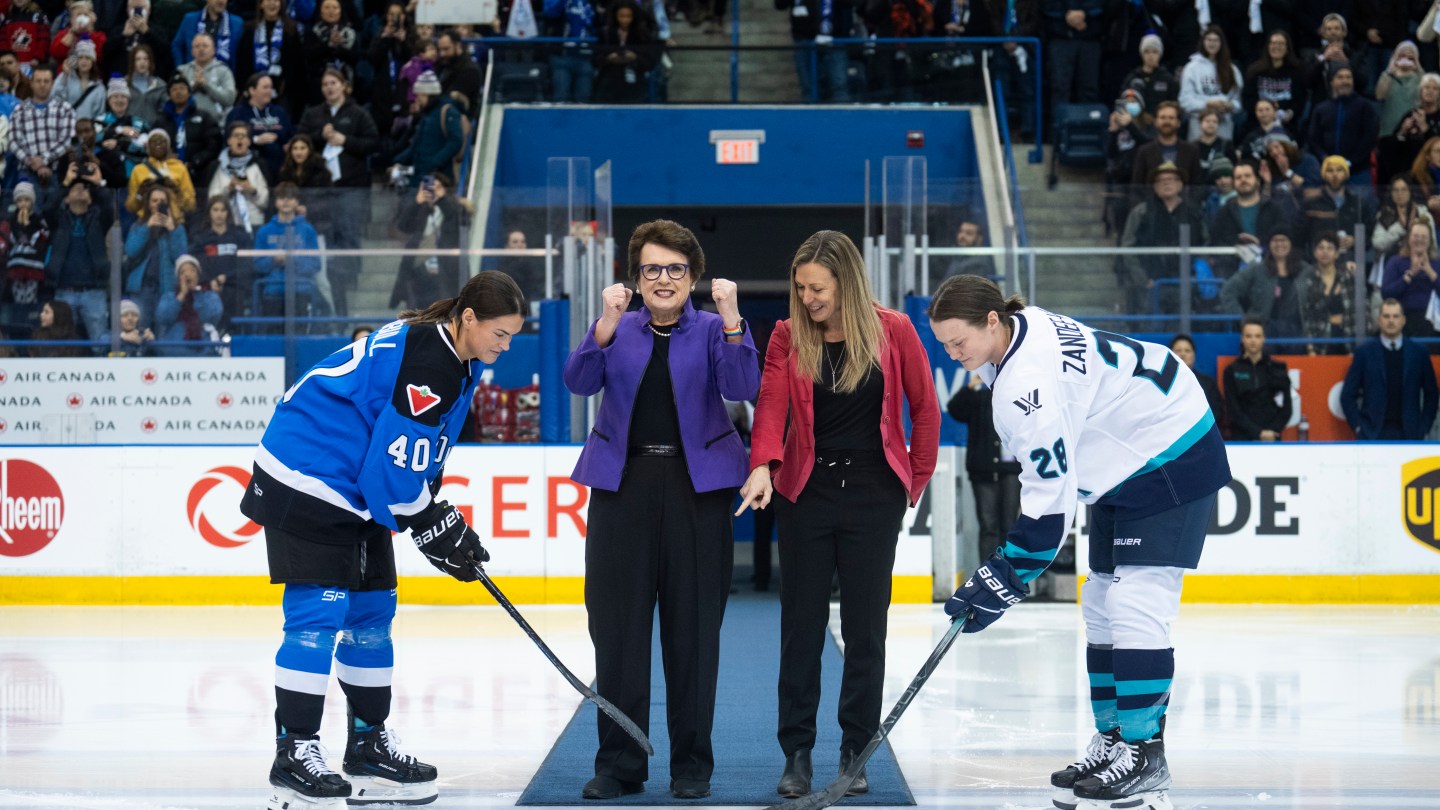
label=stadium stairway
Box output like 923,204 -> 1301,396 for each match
1010,144 -> 1121,318
668,0 -> 802,103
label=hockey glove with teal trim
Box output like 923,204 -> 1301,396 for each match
410,500 -> 488,582
944,554 -> 1027,633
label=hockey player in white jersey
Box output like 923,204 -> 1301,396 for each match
926,275 -> 1230,810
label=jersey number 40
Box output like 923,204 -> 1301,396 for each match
387,434 -> 451,472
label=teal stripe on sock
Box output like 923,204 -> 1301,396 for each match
1117,705 -> 1166,741
1115,678 -> 1172,697
1088,672 -> 1115,687
1091,702 -> 1118,732
1002,542 -> 1058,562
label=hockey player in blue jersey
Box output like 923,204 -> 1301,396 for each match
926,275 -> 1230,810
241,271 -> 527,809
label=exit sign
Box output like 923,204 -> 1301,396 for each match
710,129 -> 765,165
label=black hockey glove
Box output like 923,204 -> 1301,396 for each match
944,554 -> 1028,633
410,500 -> 488,582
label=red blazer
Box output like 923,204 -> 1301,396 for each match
750,306 -> 941,506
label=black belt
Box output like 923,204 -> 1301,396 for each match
630,443 -> 680,457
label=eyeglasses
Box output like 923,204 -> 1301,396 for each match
639,263 -> 690,281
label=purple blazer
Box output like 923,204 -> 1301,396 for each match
564,300 -> 760,493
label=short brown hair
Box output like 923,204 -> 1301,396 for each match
928,274 -> 1026,326
1154,100 -> 1181,118
626,219 -> 705,284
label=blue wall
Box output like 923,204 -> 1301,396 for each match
493,107 -> 980,207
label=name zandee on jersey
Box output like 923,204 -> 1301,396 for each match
1046,311 -> 1088,375
983,307 -> 1229,584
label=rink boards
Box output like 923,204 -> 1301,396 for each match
0,444 -> 1438,605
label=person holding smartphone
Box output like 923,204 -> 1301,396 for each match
155,253 -> 223,354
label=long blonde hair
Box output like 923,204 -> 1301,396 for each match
788,230 -> 883,393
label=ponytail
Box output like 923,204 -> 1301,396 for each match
928,274 -> 1026,326
401,271 -> 526,326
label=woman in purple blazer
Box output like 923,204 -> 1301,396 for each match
563,219 -> 760,801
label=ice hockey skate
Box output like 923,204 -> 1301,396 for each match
1072,737 -> 1173,810
343,715 -> 439,806
1050,728 -> 1123,810
268,733 -> 352,810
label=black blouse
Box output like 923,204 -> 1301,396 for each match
812,340 -> 884,454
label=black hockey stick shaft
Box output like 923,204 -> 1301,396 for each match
473,564 -> 655,756
763,617 -> 967,810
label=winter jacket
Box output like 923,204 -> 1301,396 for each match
127,76 -> 167,127
157,98 -> 223,183
207,157 -> 270,230
1119,64 -> 1178,116
392,98 -> 463,186
1119,194 -> 1208,284
1178,52 -> 1243,140
177,59 -> 237,124
0,210 -> 49,304
154,288 -> 223,354
946,382 -> 1021,482
1299,187 -> 1376,254
295,99 -> 379,187
1220,260 -> 1314,337
171,10 -> 246,70
1222,353 -> 1291,440
44,195 -> 115,290
53,73 -> 106,121
254,213 -> 320,297
127,156 -> 197,215
123,220 -> 187,296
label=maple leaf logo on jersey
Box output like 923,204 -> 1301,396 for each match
407,384 -> 443,416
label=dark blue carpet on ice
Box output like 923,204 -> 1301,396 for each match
516,593 -> 915,805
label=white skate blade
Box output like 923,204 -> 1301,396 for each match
1051,787 -> 1080,809
346,775 -> 438,806
268,786 -> 349,810
1079,791 -> 1173,810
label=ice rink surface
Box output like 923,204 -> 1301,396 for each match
1,602 -> 1437,810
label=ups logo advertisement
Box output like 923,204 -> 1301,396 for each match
1402,458 -> 1440,554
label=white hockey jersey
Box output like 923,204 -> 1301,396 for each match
977,307 -> 1230,583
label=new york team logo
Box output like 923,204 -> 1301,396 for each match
187,466 -> 262,548
1401,457 -> 1440,555
406,384 -> 443,416
0,459 -> 64,557
1013,389 -> 1042,416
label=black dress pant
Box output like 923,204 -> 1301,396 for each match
971,474 -> 1021,562
585,455 -> 735,783
775,451 -> 907,756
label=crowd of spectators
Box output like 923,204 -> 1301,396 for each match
0,0 -> 491,356
1095,2 -> 1440,356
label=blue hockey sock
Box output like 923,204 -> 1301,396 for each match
1114,647 -> 1173,742
1086,644 -> 1118,733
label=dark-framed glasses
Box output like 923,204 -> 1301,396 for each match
640,263 -> 690,281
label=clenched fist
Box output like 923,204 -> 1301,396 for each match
601,283 -> 633,324
711,278 -> 740,329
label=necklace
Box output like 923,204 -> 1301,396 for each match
646,322 -> 674,337
824,342 -> 843,386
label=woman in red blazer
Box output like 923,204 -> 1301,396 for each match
737,230 -> 940,798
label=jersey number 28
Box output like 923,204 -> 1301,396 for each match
1030,438 -> 1068,479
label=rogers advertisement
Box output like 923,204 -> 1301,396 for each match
0,358 -> 283,445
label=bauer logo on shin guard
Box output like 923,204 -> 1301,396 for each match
977,565 -> 1023,605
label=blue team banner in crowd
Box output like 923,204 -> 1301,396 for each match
0,359 -> 285,445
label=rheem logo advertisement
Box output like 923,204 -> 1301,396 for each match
0,459 -> 64,557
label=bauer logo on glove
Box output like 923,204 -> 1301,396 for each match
409,500 -> 489,582
944,554 -> 1028,633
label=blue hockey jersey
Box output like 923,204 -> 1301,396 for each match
241,319 -> 480,539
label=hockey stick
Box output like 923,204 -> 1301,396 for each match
472,563 -> 655,756
763,617 -> 968,810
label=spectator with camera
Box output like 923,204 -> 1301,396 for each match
235,0 -> 307,116
104,0 -> 173,79
124,180 -> 187,328
45,170 -> 116,341
52,1 -> 106,59
388,173 -> 468,311
390,70 -> 463,187
190,194 -> 252,330
179,33 -> 237,125
54,39 -> 106,121
58,117 -> 127,192
208,121 -> 269,232
155,75 -> 221,189
0,182 -> 50,308
1377,41 -> 1422,139
226,74 -> 293,181
155,253 -> 223,354
12,64 -> 77,185
127,128 -> 197,215
99,78 -> 153,174
171,0 -> 245,71
253,181 -> 322,320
